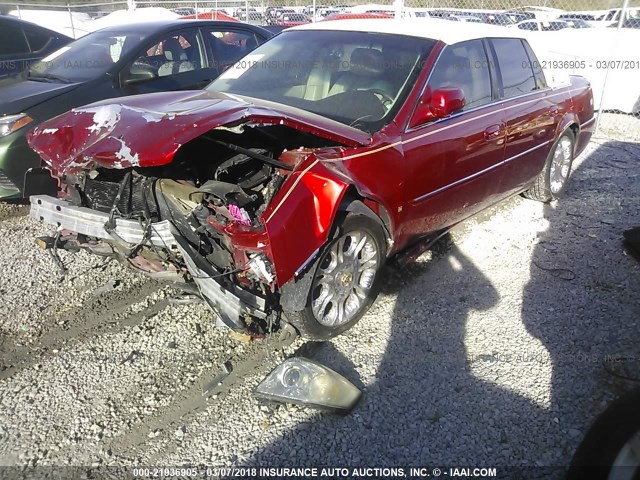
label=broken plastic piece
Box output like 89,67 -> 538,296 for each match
249,254 -> 274,283
228,204 -> 251,226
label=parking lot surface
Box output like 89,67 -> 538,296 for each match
1,121 -> 639,475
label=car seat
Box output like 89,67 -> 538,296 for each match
158,37 -> 194,76
328,48 -> 393,97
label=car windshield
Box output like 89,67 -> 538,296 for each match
28,29 -> 146,82
208,30 -> 435,133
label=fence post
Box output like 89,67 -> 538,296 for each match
195,1 -> 198,19
594,0 -> 630,136
312,0 -> 316,22
393,0 -> 404,19
67,3 -> 76,39
245,0 -> 249,25
16,4 -> 21,18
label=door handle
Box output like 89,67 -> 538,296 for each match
484,124 -> 503,140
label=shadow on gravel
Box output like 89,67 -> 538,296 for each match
241,237 -> 539,466
244,238 -> 554,469
521,139 -> 640,468
241,139 -> 640,474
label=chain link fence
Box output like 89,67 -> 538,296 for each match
2,0 -> 639,137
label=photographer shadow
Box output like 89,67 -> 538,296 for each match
244,237 -> 557,471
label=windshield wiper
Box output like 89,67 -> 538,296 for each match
27,72 -> 73,84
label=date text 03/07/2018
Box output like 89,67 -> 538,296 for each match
131,466 -> 499,478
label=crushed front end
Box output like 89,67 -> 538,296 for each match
31,163 -> 286,334
26,98 -> 356,336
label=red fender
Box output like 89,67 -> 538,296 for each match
263,155 -> 350,286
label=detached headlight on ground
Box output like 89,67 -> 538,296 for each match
255,357 -> 361,413
0,114 -> 33,137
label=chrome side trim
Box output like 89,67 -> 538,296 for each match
412,161 -> 502,203
503,140 -> 553,164
30,195 -> 177,248
412,140 -> 552,203
581,116 -> 595,127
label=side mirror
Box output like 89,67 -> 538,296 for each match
122,63 -> 157,85
409,87 -> 466,128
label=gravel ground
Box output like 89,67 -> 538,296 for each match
0,122 -> 639,476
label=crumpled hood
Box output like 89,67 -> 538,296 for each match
27,90 -> 371,173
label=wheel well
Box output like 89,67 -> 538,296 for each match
567,123 -> 579,154
569,122 -> 579,139
339,186 -> 393,245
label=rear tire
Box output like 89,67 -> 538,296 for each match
284,214 -> 386,341
523,130 -> 575,202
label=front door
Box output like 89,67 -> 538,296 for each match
399,39 -> 506,240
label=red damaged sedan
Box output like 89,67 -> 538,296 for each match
27,20 -> 594,340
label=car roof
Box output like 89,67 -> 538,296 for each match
95,19 -> 264,34
289,18 -> 530,44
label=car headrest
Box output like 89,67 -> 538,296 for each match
164,37 -> 186,62
349,48 -> 385,77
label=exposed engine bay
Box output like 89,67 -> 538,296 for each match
44,124 -> 341,336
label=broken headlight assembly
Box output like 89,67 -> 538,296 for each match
255,357 -> 361,414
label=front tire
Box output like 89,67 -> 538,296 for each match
284,214 -> 386,341
523,130 -> 575,202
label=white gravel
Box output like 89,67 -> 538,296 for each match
1,122 -> 639,476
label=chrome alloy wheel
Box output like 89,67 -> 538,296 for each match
549,136 -> 573,195
311,230 -> 379,327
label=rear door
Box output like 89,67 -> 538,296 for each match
399,39 -> 506,238
489,38 -> 560,196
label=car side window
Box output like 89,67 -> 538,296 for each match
491,38 -> 537,99
427,39 -> 492,111
133,31 -> 205,77
523,40 -> 547,90
543,21 -> 566,31
25,29 -> 51,53
0,26 -> 30,56
518,22 -> 538,31
206,30 -> 262,71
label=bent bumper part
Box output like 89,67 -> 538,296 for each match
30,195 -> 267,330
30,195 -> 177,248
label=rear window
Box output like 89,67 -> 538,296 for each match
523,40 -> 547,90
491,38 -> 536,99
517,21 -> 538,31
25,29 -> 51,52
0,26 -> 30,56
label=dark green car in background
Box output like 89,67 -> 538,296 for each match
0,19 -> 270,199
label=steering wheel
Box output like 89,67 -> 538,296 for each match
366,89 -> 394,110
